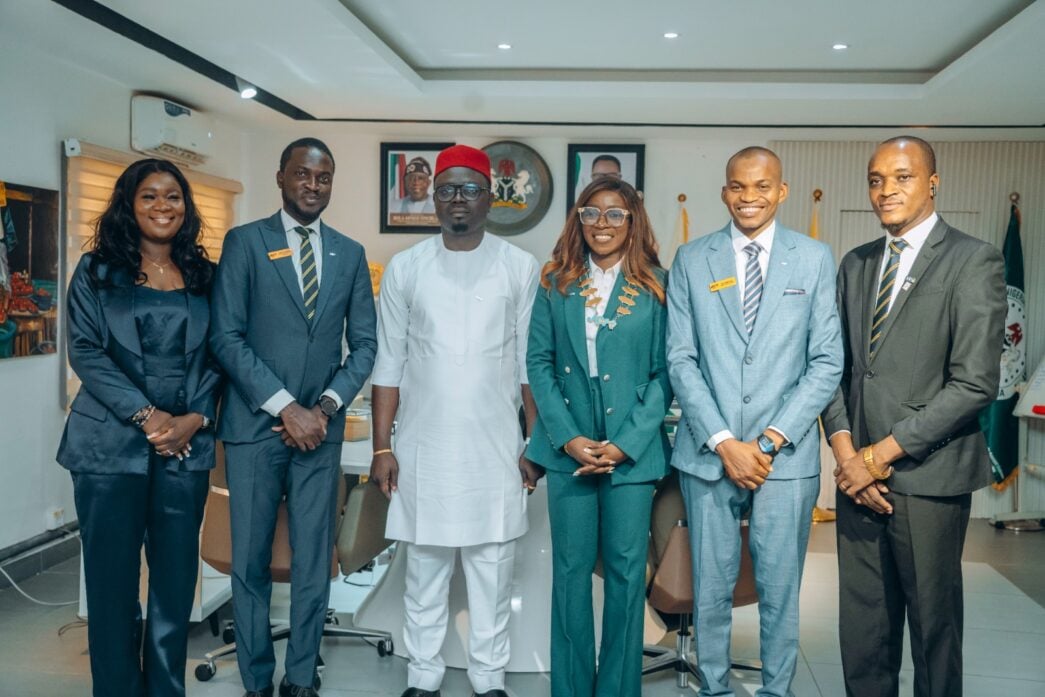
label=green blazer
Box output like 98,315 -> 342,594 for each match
526,268 -> 673,484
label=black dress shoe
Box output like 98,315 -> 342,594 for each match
279,674 -> 321,696
400,689 -> 441,697
473,691 -> 509,697
243,688 -> 274,697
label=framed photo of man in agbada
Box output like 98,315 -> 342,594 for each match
566,144 -> 645,213
380,142 -> 454,233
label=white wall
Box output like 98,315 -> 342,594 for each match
239,122 -> 1045,516
0,38 -> 245,550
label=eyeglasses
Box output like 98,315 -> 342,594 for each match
434,183 -> 490,202
577,207 -> 630,227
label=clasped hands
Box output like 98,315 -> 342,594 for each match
830,434 -> 895,515
143,409 -> 204,460
273,401 -> 328,451
715,436 -> 775,490
566,436 -> 626,476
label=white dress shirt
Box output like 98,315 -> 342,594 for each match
706,221 -> 788,452
584,257 -> 622,377
260,209 -> 339,417
877,212 -> 937,313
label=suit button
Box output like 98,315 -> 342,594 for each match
744,355 -> 753,365
564,398 -> 570,405
606,408 -> 615,415
865,370 -> 875,379
743,396 -> 751,404
565,366 -> 571,374
602,374 -> 611,382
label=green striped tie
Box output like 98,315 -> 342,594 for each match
295,226 -> 318,323
869,238 -> 908,356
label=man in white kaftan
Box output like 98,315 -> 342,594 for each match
370,144 -> 542,697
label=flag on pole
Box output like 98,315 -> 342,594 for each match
809,188 -> 822,240
980,202 -> 1025,491
674,194 -> 690,246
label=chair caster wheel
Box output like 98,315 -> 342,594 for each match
222,626 -> 235,643
195,662 -> 216,682
377,638 -> 394,657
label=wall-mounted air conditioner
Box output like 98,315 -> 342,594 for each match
130,95 -> 214,167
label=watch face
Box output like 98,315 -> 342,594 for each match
758,436 -> 775,454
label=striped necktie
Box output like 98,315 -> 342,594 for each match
295,226 -> 318,323
869,237 -> 908,356
742,241 -> 763,334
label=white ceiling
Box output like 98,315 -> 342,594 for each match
7,0 -> 1045,128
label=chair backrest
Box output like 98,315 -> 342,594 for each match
646,472 -> 760,613
335,482 -> 392,577
200,440 -> 347,582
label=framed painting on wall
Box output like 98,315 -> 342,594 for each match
0,181 -> 60,360
565,144 -> 645,212
380,142 -> 454,233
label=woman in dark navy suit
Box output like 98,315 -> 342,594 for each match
58,159 -> 222,697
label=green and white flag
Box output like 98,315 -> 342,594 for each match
980,203 -> 1025,491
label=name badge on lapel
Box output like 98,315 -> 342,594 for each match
267,248 -> 293,261
900,275 -> 916,292
709,277 -> 737,292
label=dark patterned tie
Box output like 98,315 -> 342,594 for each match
295,226 -> 318,323
869,237 -> 908,356
742,241 -> 763,334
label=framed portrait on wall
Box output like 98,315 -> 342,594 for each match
0,180 -> 60,360
380,142 -> 454,233
565,144 -> 645,212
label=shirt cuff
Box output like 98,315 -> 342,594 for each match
322,389 -> 343,410
707,430 -> 735,452
828,429 -> 852,441
261,389 -> 295,418
766,426 -> 791,446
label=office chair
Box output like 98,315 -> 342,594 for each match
642,471 -> 761,689
195,442 -> 359,685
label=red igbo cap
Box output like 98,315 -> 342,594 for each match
435,145 -> 491,182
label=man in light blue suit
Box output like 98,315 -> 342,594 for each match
666,147 -> 843,697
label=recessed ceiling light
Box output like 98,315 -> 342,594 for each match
664,32 -> 679,39
832,43 -> 849,50
498,43 -> 511,50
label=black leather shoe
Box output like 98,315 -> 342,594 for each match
401,689 -> 441,697
243,688 -> 273,697
473,691 -> 509,697
279,675 -> 320,697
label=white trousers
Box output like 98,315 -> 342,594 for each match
403,540 -> 516,693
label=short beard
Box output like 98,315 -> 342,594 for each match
881,221 -> 906,235
450,222 -> 469,234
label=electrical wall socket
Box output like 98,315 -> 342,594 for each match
45,507 -> 65,530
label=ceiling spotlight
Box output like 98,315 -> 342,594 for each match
498,43 -> 511,50
235,77 -> 257,99
664,32 -> 679,39
832,43 -> 849,50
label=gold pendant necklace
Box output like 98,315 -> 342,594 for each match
580,267 -> 642,330
142,253 -> 172,275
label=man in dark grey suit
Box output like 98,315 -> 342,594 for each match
822,136 -> 1006,697
211,138 -> 377,697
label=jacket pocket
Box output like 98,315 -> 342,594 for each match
635,382 -> 649,402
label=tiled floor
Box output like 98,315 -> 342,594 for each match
2,521 -> 1044,696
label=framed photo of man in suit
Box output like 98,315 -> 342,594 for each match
566,144 -> 645,213
380,142 -> 454,234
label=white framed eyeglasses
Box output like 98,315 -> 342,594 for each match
577,207 -> 630,227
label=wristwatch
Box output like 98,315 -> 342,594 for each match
318,395 -> 339,418
756,434 -> 778,456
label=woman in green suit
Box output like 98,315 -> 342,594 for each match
526,177 -> 672,696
